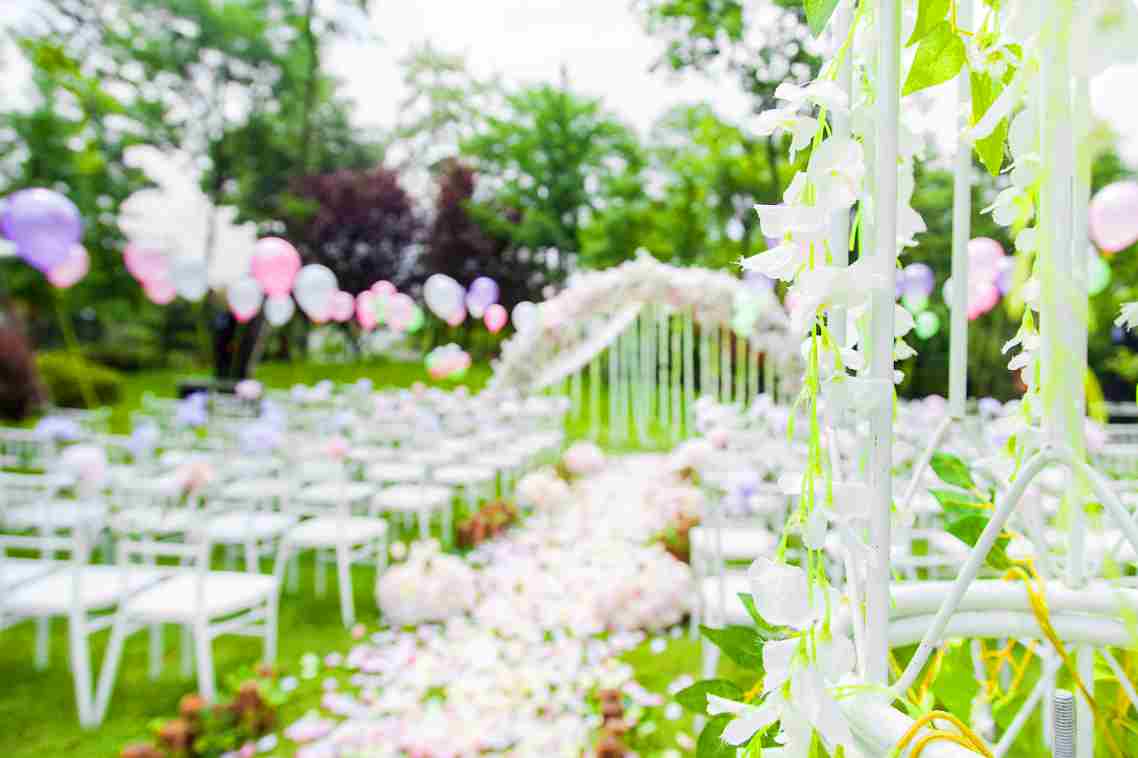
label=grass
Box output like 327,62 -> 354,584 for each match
3,356 -> 700,757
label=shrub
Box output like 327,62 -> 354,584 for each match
36,351 -> 124,408
0,324 -> 46,421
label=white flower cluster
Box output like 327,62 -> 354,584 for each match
375,540 -> 478,626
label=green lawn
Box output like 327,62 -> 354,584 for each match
3,357 -> 697,757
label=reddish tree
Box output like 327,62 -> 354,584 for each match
289,166 -> 423,294
422,160 -> 551,308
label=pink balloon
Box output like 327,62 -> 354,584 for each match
967,281 -> 1000,321
250,237 -> 302,297
330,291 -> 355,322
356,291 -> 378,330
445,306 -> 466,327
484,303 -> 508,333
124,243 -> 169,283
144,277 -> 176,305
371,280 -> 396,296
47,244 -> 89,289
968,237 -> 1005,281
387,293 -> 414,332
1090,181 -> 1138,254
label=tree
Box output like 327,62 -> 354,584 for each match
421,160 -> 551,306
288,166 -> 423,295
460,80 -> 644,280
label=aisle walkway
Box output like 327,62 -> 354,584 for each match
287,455 -> 696,756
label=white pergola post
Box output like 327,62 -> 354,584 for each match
866,0 -> 901,685
948,0 -> 973,419
828,1 -> 853,350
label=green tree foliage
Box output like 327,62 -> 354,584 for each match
460,81 -> 644,280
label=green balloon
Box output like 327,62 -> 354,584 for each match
1088,255 -> 1111,296
406,304 -> 424,333
914,310 -> 940,340
902,293 -> 928,313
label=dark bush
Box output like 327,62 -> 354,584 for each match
0,324 -> 46,421
37,351 -> 123,408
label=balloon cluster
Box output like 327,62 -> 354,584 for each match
425,343 -> 471,380
896,261 -> 940,339
938,238 -> 1011,323
1,188 -> 89,289
355,280 -> 423,334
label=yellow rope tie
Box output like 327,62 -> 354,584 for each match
743,679 -> 764,704
916,646 -> 948,706
894,710 -> 994,758
1003,563 -> 1125,758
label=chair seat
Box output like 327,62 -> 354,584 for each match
206,511 -> 299,542
218,478 -> 291,502
297,481 -> 376,504
112,506 -> 195,535
375,485 -> 452,513
124,571 -> 278,622
5,565 -> 169,616
1,558 -> 62,589
284,516 -> 388,548
691,526 -> 778,562
432,465 -> 496,487
697,572 -> 754,626
4,500 -> 107,531
365,462 -> 428,484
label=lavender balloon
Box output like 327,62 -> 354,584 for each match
2,188 -> 83,272
465,276 -> 500,319
901,262 -> 935,299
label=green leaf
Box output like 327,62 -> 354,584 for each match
737,593 -> 793,641
698,714 -> 740,758
929,452 -> 976,491
970,71 -> 1009,175
943,508 -> 1011,570
804,0 -> 841,36
907,0 -> 951,46
902,22 -> 966,96
676,679 -> 744,713
700,624 -> 766,671
928,488 -> 985,511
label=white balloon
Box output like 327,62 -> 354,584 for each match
511,301 -> 539,332
294,263 -> 338,320
264,294 -> 296,327
171,257 -> 209,302
227,275 -> 264,322
423,274 -> 465,320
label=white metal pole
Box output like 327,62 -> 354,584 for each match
948,0 -> 973,419
829,2 -> 853,350
866,0 -> 901,686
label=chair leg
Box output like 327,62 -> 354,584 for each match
180,625 -> 194,677
148,624 -> 163,680
315,549 -> 327,597
34,616 -> 51,670
244,539 -> 259,572
272,541 -> 293,594
264,592 -> 279,664
93,617 -> 130,725
68,616 -> 94,728
193,625 -> 216,703
336,544 -> 354,628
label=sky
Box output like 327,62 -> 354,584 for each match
323,0 -> 753,135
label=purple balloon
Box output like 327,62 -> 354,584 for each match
995,257 -> 1015,294
2,189 -> 83,272
901,262 -> 935,299
465,276 -> 500,317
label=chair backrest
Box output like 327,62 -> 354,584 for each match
0,531 -> 91,622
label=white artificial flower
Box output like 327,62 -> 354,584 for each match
807,137 -> 865,211
984,187 -> 1031,227
753,203 -> 828,241
1116,302 -> 1138,331
775,79 -> 850,115
741,241 -> 807,282
787,259 -> 886,335
754,108 -> 819,159
1015,226 -> 1037,253
747,557 -> 816,629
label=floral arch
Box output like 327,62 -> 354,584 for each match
488,252 -> 796,443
